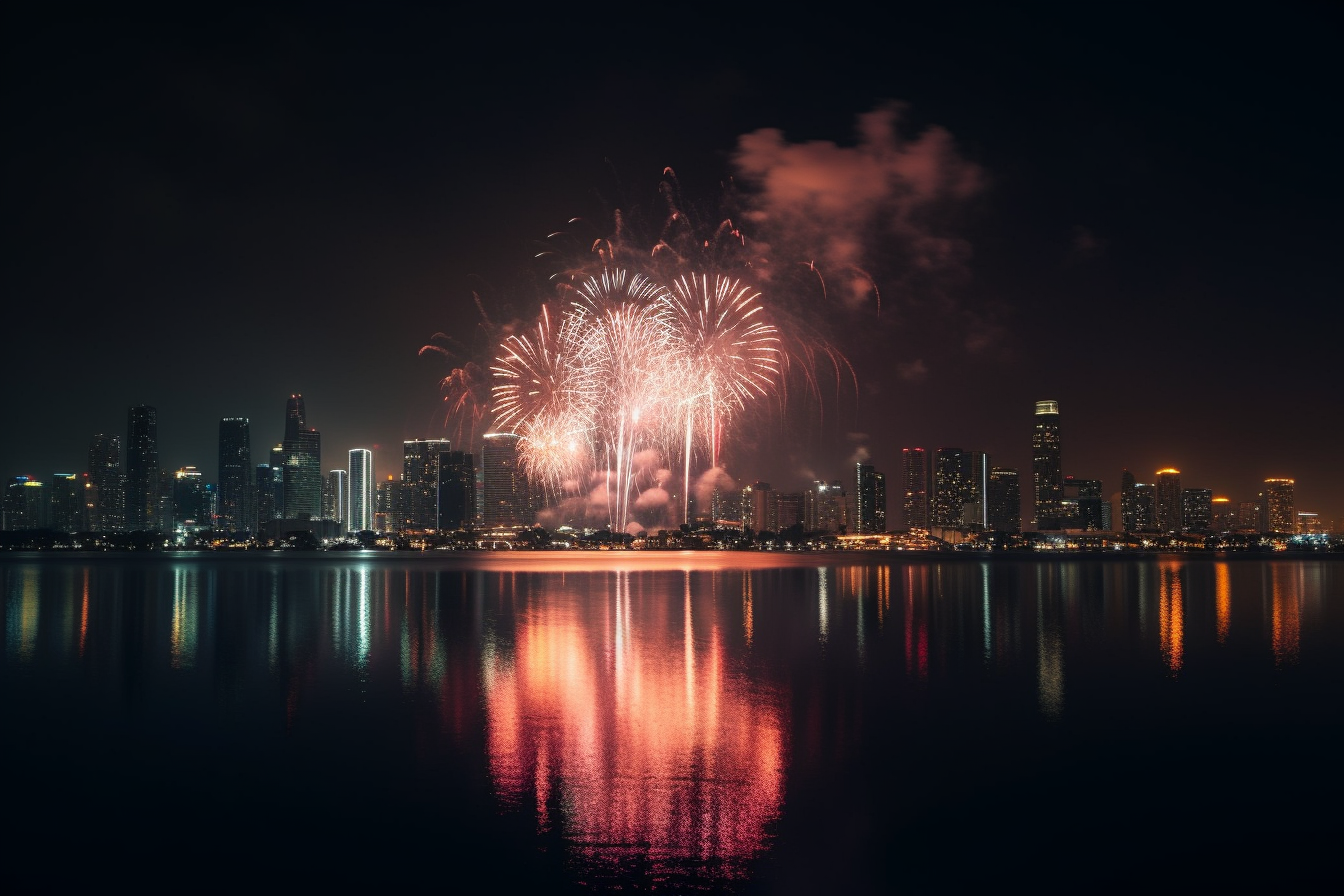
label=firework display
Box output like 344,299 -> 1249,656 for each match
490,267 -> 782,533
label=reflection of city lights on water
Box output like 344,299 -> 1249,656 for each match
482,582 -> 786,881
1159,561 -> 1184,674
1270,563 -> 1301,666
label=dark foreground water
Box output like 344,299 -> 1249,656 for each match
4,551 -> 1342,893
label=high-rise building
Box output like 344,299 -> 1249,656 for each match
348,449 -> 375,532
255,464 -> 279,525
87,433 -> 124,532
482,433 -> 533,528
376,475 -> 403,532
1155,468 -> 1183,533
1063,477 -> 1105,530
900,448 -> 928,529
986,467 -> 1021,532
437,449 -> 475,530
1031,400 -> 1063,530
1133,483 -> 1157,531
1263,479 -> 1296,533
1119,469 -> 1138,532
172,466 -> 208,529
964,451 -> 989,529
217,418 -> 254,533
125,405 -> 159,531
3,477 -> 46,530
775,492 -> 804,532
281,395 -> 322,521
1210,497 -> 1235,532
855,463 -> 886,534
1182,488 -> 1213,533
742,481 -> 774,533
932,448 -> 971,529
324,469 -> 347,524
49,473 -> 86,533
402,438 -> 452,530
805,480 -> 845,533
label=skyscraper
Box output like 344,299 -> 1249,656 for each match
1263,478 -> 1296,533
87,433 -> 124,532
281,395 -> 322,521
172,466 -> 208,529
437,449 -> 475,530
217,418 -> 254,533
1181,488 -> 1213,533
125,405 -> 159,531
324,469 -> 347,524
855,463 -> 886,534
482,433 -> 533,528
1155,468 -> 1183,533
1031,400 -> 1063,530
1119,469 -> 1138,532
932,447 -> 971,529
986,467 -> 1021,532
402,438 -> 452,530
49,472 -> 86,534
900,447 -> 928,529
348,448 -> 375,532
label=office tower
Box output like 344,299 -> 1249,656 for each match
87,433 -> 124,532
376,476 -> 403,532
855,463 -> 886,534
437,449 -> 475,530
172,467 -> 208,529
217,418 -> 254,533
348,449 -> 375,532
1133,483 -> 1157,531
1182,488 -> 1213,533
775,492 -> 804,532
742,481 -> 774,533
402,438 -> 452,530
125,405 -> 159,531
482,433 -> 533,527
1062,477 -> 1104,530
48,473 -> 86,533
255,464 -> 278,524
1119,469 -> 1138,531
1031,400 -> 1063,530
1263,479 -> 1296,533
805,480 -> 844,533
1155,468 -> 1182,533
901,448 -> 928,529
324,470 -> 347,524
1210,497 -> 1234,532
986,467 -> 1021,532
965,451 -> 989,529
932,448 -> 972,528
281,395 -> 322,521
3,477 -> 46,530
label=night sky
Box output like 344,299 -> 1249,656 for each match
4,7 -> 1340,527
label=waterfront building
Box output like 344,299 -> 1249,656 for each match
1031,400 -> 1063,530
437,449 -> 475,530
1210,497 -> 1235,532
324,469 -> 347,525
1133,483 -> 1157,531
743,481 -> 774,533
1155,468 -> 1183,533
1263,478 -> 1296,533
481,433 -> 533,527
48,473 -> 86,533
855,463 -> 886,534
217,418 -> 254,533
402,438 -> 452,530
986,467 -> 1021,532
1063,477 -> 1105,530
775,491 -> 804,532
125,405 -> 159,531
901,447 -> 928,529
172,466 -> 208,529
87,433 -> 124,532
281,395 -> 322,521
805,480 -> 845,533
932,448 -> 971,529
348,449 -> 375,532
3,477 -> 46,530
1182,488 -> 1213,533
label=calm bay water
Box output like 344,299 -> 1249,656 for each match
4,551 -> 1342,893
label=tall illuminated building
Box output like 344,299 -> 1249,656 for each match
125,405 -> 159,531
482,433 -> 533,527
437,449 -> 475,530
1210,497 -> 1234,532
402,438 -> 452,530
805,480 -> 845,533
3,477 -> 46,530
87,433 -> 124,532
855,463 -> 886,534
1031,400 -> 1063,530
281,395 -> 322,521
742,481 -> 775,533
1063,477 -> 1104,530
217,417 -> 254,533
1155,468 -> 1182,533
172,466 -> 208,529
986,467 -> 1021,532
49,473 -> 86,533
932,448 -> 968,528
1182,488 -> 1213,533
900,448 -> 928,529
323,469 -> 347,524
1119,469 -> 1138,531
1263,478 -> 1296,533
348,448 -> 375,532
1133,483 -> 1157,531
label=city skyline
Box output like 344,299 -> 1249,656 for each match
4,8 -> 1339,525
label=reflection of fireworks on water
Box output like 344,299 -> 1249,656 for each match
428,168 -> 863,533
492,266 -> 782,533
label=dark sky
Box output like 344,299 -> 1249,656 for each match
4,6 -> 1340,529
